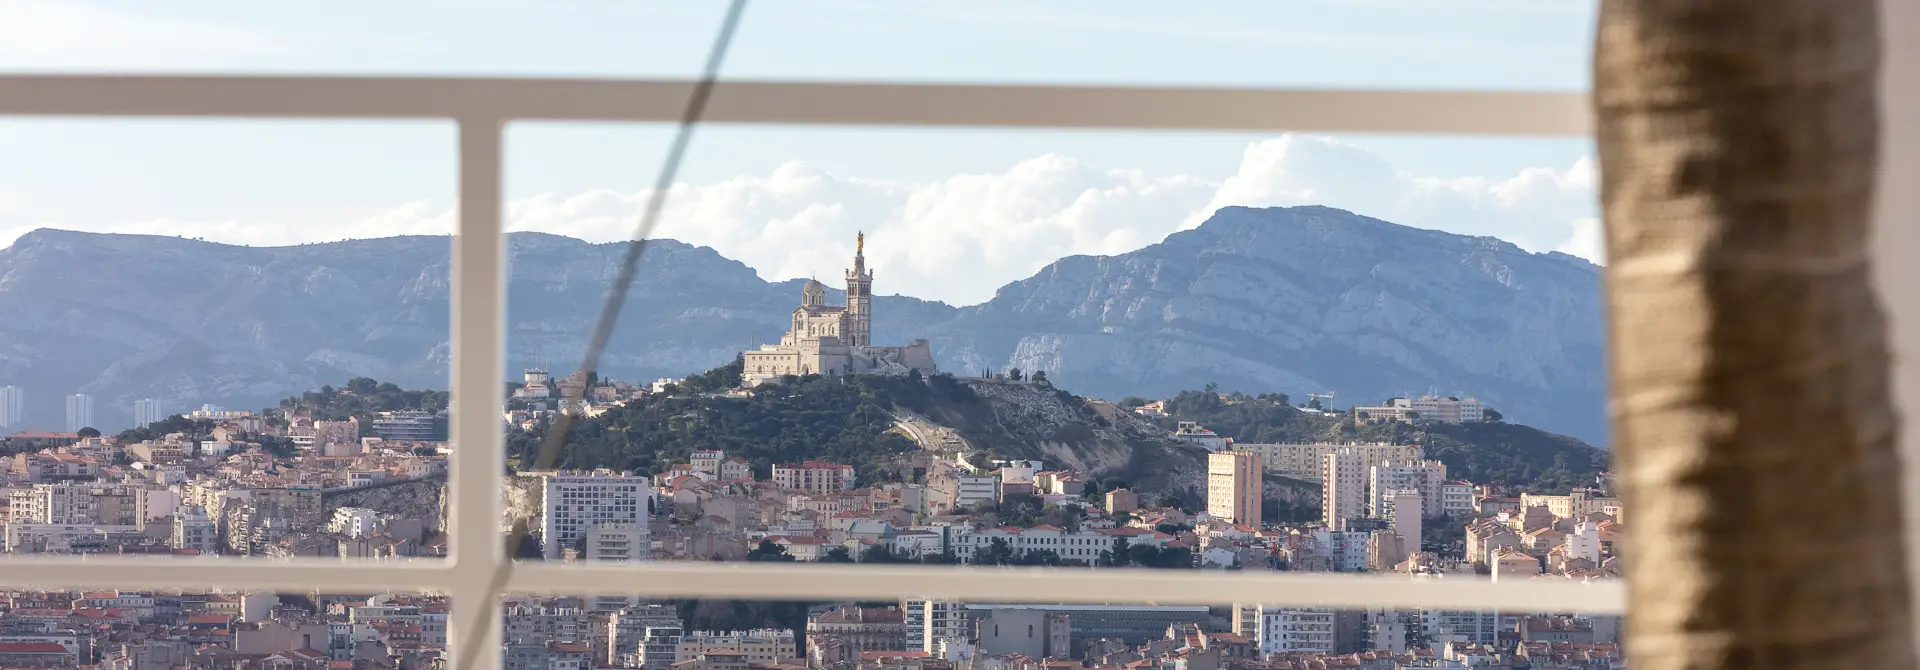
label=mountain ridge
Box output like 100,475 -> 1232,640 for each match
0,206 -> 1607,441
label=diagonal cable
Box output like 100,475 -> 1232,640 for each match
460,2 -> 749,668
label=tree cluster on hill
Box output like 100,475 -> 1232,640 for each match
1148,387 -> 1609,493
968,494 -> 1083,530
280,377 -> 449,423
1159,390 -> 1316,443
675,355 -> 745,395
1099,536 -> 1195,568
115,415 -> 217,443
511,366 -> 983,483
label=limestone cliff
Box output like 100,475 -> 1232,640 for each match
323,477 -> 448,533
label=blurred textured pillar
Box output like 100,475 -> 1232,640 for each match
1595,0 -> 1915,667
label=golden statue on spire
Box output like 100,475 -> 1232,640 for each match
857,231 -> 864,254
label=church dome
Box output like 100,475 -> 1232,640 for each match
801,279 -> 827,307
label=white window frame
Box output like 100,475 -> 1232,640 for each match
0,2 -> 1914,663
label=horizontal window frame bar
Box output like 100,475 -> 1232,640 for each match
0,556 -> 1624,614
0,75 -> 1591,135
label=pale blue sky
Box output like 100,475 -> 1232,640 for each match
0,0 -> 1599,305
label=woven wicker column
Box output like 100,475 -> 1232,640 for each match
1596,0 -> 1914,667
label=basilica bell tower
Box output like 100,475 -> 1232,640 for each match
845,231 -> 873,347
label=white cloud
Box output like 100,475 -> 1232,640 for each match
1197,136 -> 1598,254
0,133 -> 1600,306
1557,217 -> 1606,264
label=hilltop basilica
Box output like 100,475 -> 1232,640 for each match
739,232 -> 938,387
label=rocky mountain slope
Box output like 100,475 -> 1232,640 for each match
0,206 -> 1606,441
925,206 -> 1606,442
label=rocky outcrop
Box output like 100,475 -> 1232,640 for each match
0,206 -> 1605,441
942,379 -> 1320,504
323,477 -> 447,533
502,476 -> 542,534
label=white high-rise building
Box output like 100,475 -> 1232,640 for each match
540,470 -> 654,560
134,398 -> 166,428
1369,460 -> 1447,518
584,522 -> 655,612
1235,604 -> 1336,654
0,386 -> 21,428
65,394 -> 95,432
1322,449 -> 1367,531
905,599 -> 968,653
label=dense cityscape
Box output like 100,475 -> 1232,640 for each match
0,239 -> 1623,669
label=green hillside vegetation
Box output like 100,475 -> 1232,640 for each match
240,368 -> 1602,496
510,367 -> 977,483
281,377 -> 450,423
511,358 -> 1208,495
1142,389 -> 1609,492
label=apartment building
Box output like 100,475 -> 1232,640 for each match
607,604 -> 684,669
1521,489 -> 1624,522
1368,460 -> 1447,517
502,598 -> 589,646
1233,442 -> 1423,479
973,609 -> 1071,659
962,604 -> 1209,646
173,505 -> 218,553
1410,396 -> 1485,423
1206,451 -> 1263,528
585,524 -> 652,562
1422,610 -> 1505,646
806,605 -> 908,652
12,481 -> 138,525
1382,490 -> 1422,561
328,507 -> 381,537
772,461 -> 856,494
0,386 -> 21,428
540,470 -> 654,560
313,419 -> 360,447
369,410 -> 447,442
1440,481 -> 1476,516
1172,421 -> 1230,451
65,394 -> 94,432
134,398 -> 165,428
1351,396 -> 1485,424
689,450 -> 724,474
903,599 -> 969,653
1306,529 -> 1372,572
1321,449 -> 1368,531
1235,605 -> 1337,654
676,629 -> 798,664
955,526 -> 1168,565
586,526 -> 654,609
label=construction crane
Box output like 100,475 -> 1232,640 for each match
1305,392 -> 1336,410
